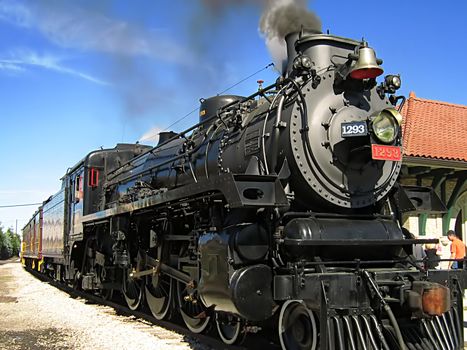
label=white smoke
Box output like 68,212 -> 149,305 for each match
139,126 -> 163,144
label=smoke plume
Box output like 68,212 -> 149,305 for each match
259,0 -> 321,72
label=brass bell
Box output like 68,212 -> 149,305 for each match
349,43 -> 384,80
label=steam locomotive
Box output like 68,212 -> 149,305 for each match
22,30 -> 466,350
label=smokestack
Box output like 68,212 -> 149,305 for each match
283,28 -> 321,74
259,0 -> 322,73
284,30 -> 361,77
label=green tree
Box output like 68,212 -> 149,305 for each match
0,224 -> 13,259
7,228 -> 21,257
0,224 -> 5,258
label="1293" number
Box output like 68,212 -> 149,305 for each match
371,144 -> 402,161
341,122 -> 367,137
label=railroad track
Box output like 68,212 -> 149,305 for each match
26,267 -> 279,350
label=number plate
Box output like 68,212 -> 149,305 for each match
371,144 -> 402,161
341,121 -> 368,137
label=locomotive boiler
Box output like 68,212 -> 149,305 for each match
22,30 -> 466,350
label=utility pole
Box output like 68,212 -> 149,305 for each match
15,219 -> 17,235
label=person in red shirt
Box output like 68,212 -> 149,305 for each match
447,230 -> 466,269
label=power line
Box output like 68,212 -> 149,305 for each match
158,62 -> 274,134
0,202 -> 42,209
162,106 -> 200,133
217,63 -> 274,95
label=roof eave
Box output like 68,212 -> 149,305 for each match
403,155 -> 467,170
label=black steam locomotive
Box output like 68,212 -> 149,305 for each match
22,30 -> 465,350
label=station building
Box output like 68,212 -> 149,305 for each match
399,92 -> 467,261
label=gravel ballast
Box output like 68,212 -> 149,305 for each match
0,259 -> 208,350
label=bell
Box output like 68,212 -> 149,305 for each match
349,44 -> 383,80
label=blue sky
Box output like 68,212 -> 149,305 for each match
1,0 -> 466,232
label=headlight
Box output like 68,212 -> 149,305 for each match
371,109 -> 401,143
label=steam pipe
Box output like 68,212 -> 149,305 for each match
260,93 -> 279,174
188,161 -> 198,183
261,84 -> 288,174
270,94 -> 286,173
203,123 -> 218,179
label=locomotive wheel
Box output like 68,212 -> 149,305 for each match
278,300 -> 317,350
216,313 -> 245,345
97,265 -> 113,300
123,277 -> 143,311
100,288 -> 114,301
69,261 -> 80,290
177,280 -> 211,333
145,273 -> 172,320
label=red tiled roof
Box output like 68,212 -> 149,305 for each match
400,92 -> 467,162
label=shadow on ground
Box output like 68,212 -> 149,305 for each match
0,328 -> 73,350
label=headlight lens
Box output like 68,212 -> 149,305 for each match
372,109 -> 399,143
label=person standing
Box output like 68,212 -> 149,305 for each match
447,230 -> 466,269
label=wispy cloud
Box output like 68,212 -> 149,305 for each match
0,61 -> 24,72
0,50 -> 109,85
0,0 -> 201,116
0,0 -> 32,28
0,0 -> 188,64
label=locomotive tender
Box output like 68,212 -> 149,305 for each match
22,30 -> 466,350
